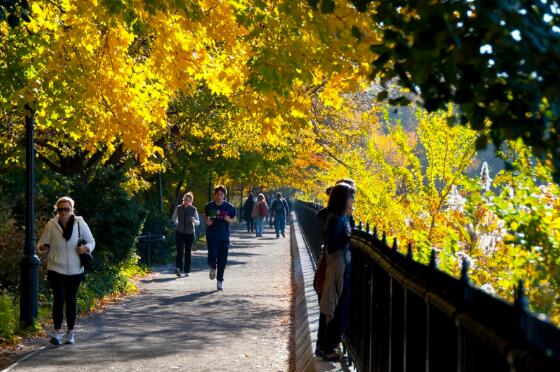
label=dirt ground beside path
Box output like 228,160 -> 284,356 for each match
7,224 -> 292,372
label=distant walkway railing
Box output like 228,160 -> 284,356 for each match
294,200 -> 560,372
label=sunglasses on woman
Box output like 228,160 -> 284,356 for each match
57,207 -> 71,212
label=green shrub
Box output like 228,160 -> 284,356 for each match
69,167 -> 148,268
0,207 -> 24,292
76,258 -> 147,313
0,292 -> 17,343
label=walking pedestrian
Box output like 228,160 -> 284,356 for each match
270,192 -> 289,238
243,191 -> 255,233
267,193 -> 275,228
172,192 -> 200,277
37,196 -> 95,345
317,183 -> 355,361
204,185 -> 237,290
254,193 -> 269,237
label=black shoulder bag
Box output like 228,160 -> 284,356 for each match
78,221 -> 94,273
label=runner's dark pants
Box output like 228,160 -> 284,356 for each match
246,217 -> 255,232
176,232 -> 195,273
207,237 -> 229,282
47,270 -> 82,330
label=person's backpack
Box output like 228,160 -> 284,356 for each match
274,200 -> 285,214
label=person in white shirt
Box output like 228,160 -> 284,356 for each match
38,196 -> 95,345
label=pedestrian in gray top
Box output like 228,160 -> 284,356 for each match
172,192 -> 200,277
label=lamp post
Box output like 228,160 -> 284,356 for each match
20,104 -> 40,326
239,186 -> 243,211
157,172 -> 163,212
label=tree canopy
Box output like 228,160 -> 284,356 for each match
3,0 -> 559,178
311,0 -> 560,178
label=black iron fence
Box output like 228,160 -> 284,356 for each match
294,200 -> 324,263
136,233 -> 166,266
294,200 -> 560,372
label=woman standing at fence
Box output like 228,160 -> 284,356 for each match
37,196 -> 95,345
318,183 -> 354,361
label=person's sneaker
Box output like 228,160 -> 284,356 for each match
64,330 -> 75,345
281,232 -> 285,237
175,267 -> 181,277
49,331 -> 63,345
209,267 -> 216,280
184,272 -> 190,277
217,281 -> 223,290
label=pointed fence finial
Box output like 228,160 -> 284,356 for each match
366,222 -> 370,233
358,221 -> 363,231
382,231 -> 387,244
407,243 -> 413,260
515,280 -> 529,311
373,226 -> 378,240
429,249 -> 438,269
460,258 -> 470,284
392,237 -> 398,252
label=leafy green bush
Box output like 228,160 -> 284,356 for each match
0,292 -> 17,343
77,258 -> 146,313
0,205 -> 24,292
69,167 -> 148,268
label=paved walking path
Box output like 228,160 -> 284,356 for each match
11,224 -> 292,372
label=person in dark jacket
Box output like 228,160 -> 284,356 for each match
270,192 -> 289,238
204,185 -> 237,291
317,182 -> 354,361
172,192 -> 200,277
243,192 -> 256,233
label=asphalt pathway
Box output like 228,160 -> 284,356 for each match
12,224 -> 292,372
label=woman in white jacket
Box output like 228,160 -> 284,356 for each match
37,196 -> 95,345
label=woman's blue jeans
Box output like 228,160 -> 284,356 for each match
274,214 -> 286,237
255,217 -> 265,236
